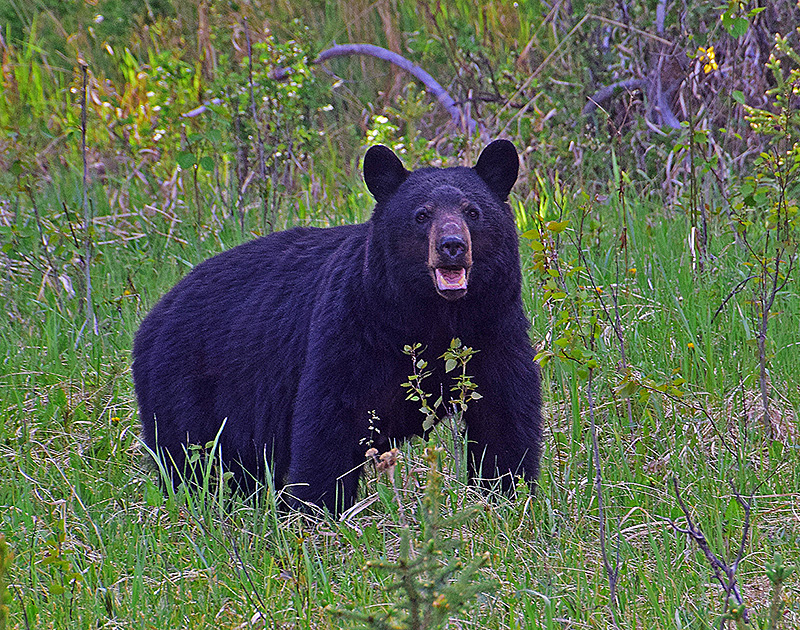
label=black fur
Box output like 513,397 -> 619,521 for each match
133,140 -> 543,514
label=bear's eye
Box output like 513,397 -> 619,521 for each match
465,206 -> 480,220
414,208 -> 430,224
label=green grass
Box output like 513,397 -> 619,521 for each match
1,165 -> 798,629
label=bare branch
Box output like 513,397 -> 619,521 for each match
655,0 -> 667,34
182,98 -> 223,118
668,478 -> 750,626
244,18 -> 272,232
308,43 -> 479,135
711,275 -> 758,323
582,78 -> 648,116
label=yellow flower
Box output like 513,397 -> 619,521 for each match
687,343 -> 695,350
697,46 -> 718,74
628,267 -> 637,275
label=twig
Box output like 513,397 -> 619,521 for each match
590,13 -> 673,45
587,368 -> 621,628
77,62 -> 97,347
243,18 -> 271,232
10,583 -> 32,630
757,244 -> 795,428
667,478 -> 751,627
495,14 -> 590,131
711,275 -> 758,323
26,188 -> 57,284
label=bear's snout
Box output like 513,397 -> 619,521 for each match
438,234 -> 467,262
428,213 -> 472,300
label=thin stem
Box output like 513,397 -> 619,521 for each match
78,62 -> 97,345
243,17 -> 271,232
587,368 -> 621,628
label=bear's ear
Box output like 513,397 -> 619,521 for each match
473,139 -> 519,201
363,145 -> 409,203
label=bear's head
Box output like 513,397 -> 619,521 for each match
364,140 -> 520,304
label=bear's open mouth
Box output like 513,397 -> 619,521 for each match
434,267 -> 467,292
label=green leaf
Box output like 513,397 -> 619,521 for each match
545,220 -> 569,233
731,90 -> 745,105
445,358 -> 457,373
521,229 -> 540,240
731,16 -> 749,37
177,151 -> 196,169
199,156 -> 215,171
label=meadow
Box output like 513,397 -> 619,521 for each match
0,1 -> 798,628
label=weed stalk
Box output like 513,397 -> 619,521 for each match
243,17 -> 271,232
78,62 -> 97,344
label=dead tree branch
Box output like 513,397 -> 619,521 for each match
76,62 -> 98,346
583,1 -> 686,130
667,478 -> 751,628
582,78 -> 648,116
307,44 -> 479,135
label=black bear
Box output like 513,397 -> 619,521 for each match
133,139 -> 542,514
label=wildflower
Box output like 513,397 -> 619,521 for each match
697,46 -> 718,74
628,267 -> 637,275
432,593 -> 449,609
687,342 -> 695,350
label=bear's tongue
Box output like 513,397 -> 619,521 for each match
435,268 -> 467,291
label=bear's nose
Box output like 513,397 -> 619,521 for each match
438,235 -> 466,260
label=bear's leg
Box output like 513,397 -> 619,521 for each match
465,352 -> 542,493
286,404 -> 364,514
